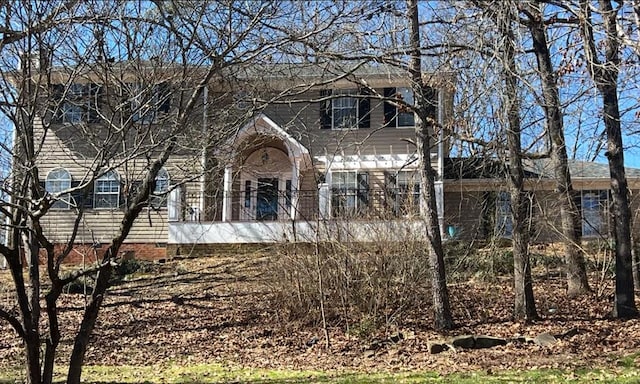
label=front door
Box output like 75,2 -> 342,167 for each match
256,178 -> 279,221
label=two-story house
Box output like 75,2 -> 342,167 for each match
28,62 -> 640,262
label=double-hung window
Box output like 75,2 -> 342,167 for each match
384,86 -> 436,128
94,170 -> 120,209
56,83 -> 100,124
320,88 -> 370,130
332,90 -> 359,129
580,190 -> 609,237
331,171 -> 369,217
495,191 -> 513,238
150,168 -> 170,209
385,170 -> 420,216
45,168 -> 72,209
130,82 -> 171,124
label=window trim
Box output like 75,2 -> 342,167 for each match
60,83 -> 100,124
330,170 -> 369,218
320,88 -> 370,130
130,82 -> 171,124
384,86 -> 437,129
94,170 -> 121,209
45,168 -> 72,209
580,190 -> 609,238
331,89 -> 359,130
150,168 -> 170,209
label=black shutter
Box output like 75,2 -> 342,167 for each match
357,172 -> 369,210
572,190 -> 582,237
51,84 -> 65,123
69,180 -> 94,209
358,88 -> 370,129
158,82 -> 171,113
319,89 -> 332,129
383,87 -> 396,128
425,87 -> 437,123
88,84 -> 102,123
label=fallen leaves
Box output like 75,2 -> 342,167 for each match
1,253 -> 640,376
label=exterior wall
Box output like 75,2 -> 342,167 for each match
443,189 -> 489,241
40,243 -> 167,264
35,115 -> 200,247
262,85 -> 452,161
443,177 -> 640,243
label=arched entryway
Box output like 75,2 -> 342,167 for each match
239,146 -> 292,221
221,114 -> 312,222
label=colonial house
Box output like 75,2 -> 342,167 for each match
28,63 -> 640,261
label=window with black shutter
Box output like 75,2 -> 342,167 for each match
319,89 -> 371,130
384,87 -> 416,128
87,84 -> 102,123
157,82 -> 171,114
331,171 -> 369,217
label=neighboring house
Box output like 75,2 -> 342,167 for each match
30,63 -> 640,260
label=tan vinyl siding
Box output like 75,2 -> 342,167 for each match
262,88 -> 446,159
35,115 -> 200,244
40,208 -> 168,245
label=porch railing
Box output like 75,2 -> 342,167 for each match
177,188 -> 424,223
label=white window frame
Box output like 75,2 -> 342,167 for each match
395,87 -> 415,128
581,190 -> 609,237
94,170 -> 120,209
62,84 -> 91,124
46,168 -> 72,209
150,168 -> 170,209
330,171 -> 369,217
332,89 -> 359,130
495,191 -> 513,238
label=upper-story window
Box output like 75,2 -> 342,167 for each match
94,170 -> 120,209
580,190 -> 609,237
384,86 -> 437,128
320,89 -> 370,130
150,168 -> 170,209
52,83 -> 101,124
130,82 -> 171,124
45,168 -> 72,209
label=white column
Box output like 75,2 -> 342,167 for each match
290,159 -> 300,220
222,166 -> 233,222
167,186 -> 182,222
435,181 -> 444,237
318,182 -> 331,220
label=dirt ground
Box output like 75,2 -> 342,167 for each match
1,251 -> 640,375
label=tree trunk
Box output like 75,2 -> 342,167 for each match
497,1 -> 538,321
407,0 -> 454,330
66,264 -> 112,384
580,0 -> 638,318
524,2 -> 590,297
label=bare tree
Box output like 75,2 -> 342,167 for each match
579,0 -> 638,318
407,0 -> 454,330
520,1 -> 590,297
0,1 -> 285,383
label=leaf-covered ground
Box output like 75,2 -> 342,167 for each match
1,251 -> 640,377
